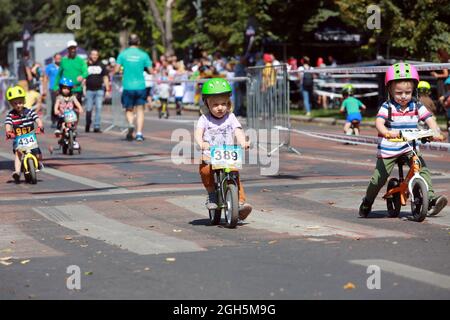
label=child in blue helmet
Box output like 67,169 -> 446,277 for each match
54,77 -> 84,146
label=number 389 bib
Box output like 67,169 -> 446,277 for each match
210,145 -> 243,170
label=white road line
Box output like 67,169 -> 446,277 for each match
166,195 -> 412,239
298,187 -> 450,228
34,205 -> 205,255
0,224 -> 64,259
0,151 -> 118,190
349,259 -> 450,290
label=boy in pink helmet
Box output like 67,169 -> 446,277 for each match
359,63 -> 447,218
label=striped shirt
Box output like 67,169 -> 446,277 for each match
376,100 -> 432,158
5,108 -> 39,136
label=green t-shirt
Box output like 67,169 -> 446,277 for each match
342,96 -> 363,114
53,56 -> 88,93
117,47 -> 152,91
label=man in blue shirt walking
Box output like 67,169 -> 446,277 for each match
44,53 -> 61,127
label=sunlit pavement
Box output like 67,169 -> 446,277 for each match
1,108 -> 449,299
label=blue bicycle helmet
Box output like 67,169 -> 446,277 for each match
59,77 -> 74,88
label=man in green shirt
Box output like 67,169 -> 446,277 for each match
115,34 -> 153,142
53,40 -> 88,104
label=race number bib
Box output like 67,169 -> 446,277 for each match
210,145 -> 243,170
14,132 -> 38,151
64,110 -> 78,123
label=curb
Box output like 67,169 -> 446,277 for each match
290,115 -> 447,131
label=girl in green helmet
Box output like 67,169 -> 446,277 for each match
195,78 -> 252,221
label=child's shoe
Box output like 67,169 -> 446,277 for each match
205,192 -> 218,210
428,195 -> 448,216
238,203 -> 253,220
359,197 -> 372,217
12,172 -> 20,184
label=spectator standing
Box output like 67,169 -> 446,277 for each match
233,56 -> 247,116
431,48 -> 449,99
85,49 -> 110,133
298,56 -> 314,116
53,40 -> 88,106
17,51 -> 33,91
44,53 -> 61,127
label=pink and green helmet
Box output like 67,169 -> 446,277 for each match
385,63 -> 419,86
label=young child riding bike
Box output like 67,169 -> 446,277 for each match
359,63 -> 447,217
339,84 -> 366,135
194,78 -> 252,221
4,86 -> 44,183
54,77 -> 84,148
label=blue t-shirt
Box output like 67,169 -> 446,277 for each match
117,47 -> 152,91
45,63 -> 59,91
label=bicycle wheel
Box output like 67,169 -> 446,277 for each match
224,183 -> 239,228
68,130 -> 74,155
410,179 -> 428,222
27,158 -> 37,184
386,178 -> 401,217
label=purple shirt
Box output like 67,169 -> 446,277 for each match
197,113 -> 242,157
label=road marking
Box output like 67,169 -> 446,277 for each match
298,187 -> 450,228
0,151 -> 118,190
34,205 -> 205,255
2,175 -> 449,202
0,224 -> 64,259
166,196 -> 412,239
349,259 -> 450,290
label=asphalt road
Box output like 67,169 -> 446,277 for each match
1,107 -> 449,300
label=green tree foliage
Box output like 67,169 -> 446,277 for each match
336,0 -> 450,60
0,0 -> 448,65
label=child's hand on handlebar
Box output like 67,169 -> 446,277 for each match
385,130 -> 400,139
241,141 -> 251,150
201,142 -> 210,150
5,131 -> 15,140
432,134 -> 445,142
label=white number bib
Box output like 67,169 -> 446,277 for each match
210,145 -> 243,170
64,110 -> 78,123
15,132 -> 38,151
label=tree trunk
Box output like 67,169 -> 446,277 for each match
164,0 -> 175,56
148,0 -> 175,56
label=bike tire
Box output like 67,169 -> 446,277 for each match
224,184 -> 239,228
410,179 -> 428,222
386,178 -> 401,217
68,130 -> 74,155
27,158 -> 37,184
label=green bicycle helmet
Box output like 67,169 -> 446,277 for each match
201,78 -> 232,96
342,84 -> 354,95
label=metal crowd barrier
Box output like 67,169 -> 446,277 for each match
0,77 -> 18,113
247,64 -> 300,155
104,75 -> 129,133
